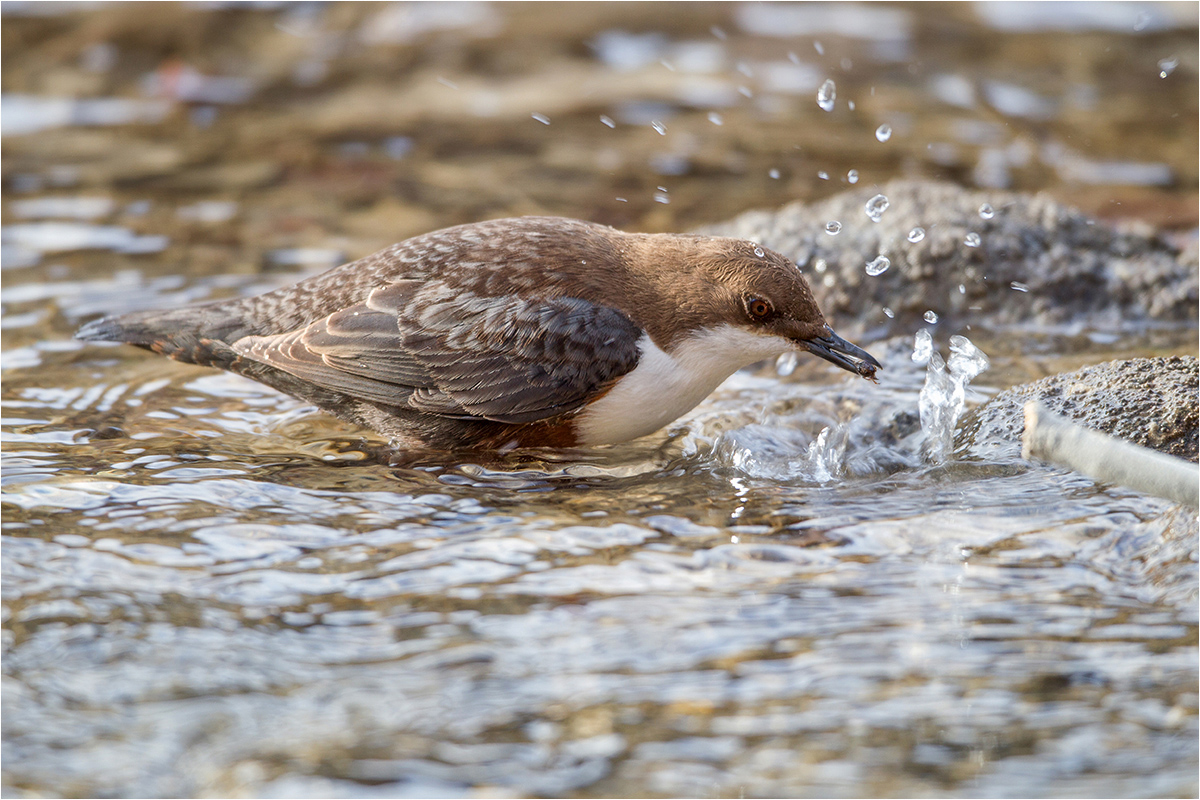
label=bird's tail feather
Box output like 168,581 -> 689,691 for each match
76,304 -> 252,369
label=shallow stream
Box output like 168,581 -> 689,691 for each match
3,4 -> 1197,797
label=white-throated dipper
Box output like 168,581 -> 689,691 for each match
77,216 -> 881,450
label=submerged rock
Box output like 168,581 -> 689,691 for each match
698,180 -> 1198,333
956,356 -> 1199,462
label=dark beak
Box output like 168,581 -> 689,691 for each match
798,326 -> 882,381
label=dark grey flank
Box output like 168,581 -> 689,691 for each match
78,216 -> 880,450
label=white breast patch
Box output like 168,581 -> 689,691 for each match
573,325 -> 794,446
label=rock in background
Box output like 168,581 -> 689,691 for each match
700,180 -> 1198,333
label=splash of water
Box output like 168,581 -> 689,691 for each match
714,423 -> 847,483
917,334 -> 990,463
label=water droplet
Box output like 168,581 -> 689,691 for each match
907,227 -> 926,243
875,123 -> 892,142
813,259 -> 827,274
651,120 -> 667,135
963,232 -> 981,247
775,352 -> 798,376
653,192 -> 670,204
769,168 -> 781,179
847,169 -> 859,184
814,40 -> 825,56
1158,56 -> 1178,78
599,114 -> 615,128
865,255 -> 890,276
924,310 -> 939,324
707,111 -> 724,126
615,197 -> 627,203
817,79 -> 836,112
531,112 -> 550,125
824,221 -> 842,235
753,246 -> 765,257
912,329 -> 933,363
1010,281 -> 1030,292
848,100 -> 856,111
958,284 -> 966,294
978,203 -> 994,219
865,193 -> 889,223
882,307 -> 894,319
817,171 -> 830,180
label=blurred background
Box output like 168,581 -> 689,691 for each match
3,1 -> 1196,268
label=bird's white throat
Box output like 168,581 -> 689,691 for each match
574,325 -> 793,445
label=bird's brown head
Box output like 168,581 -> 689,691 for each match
624,233 -> 881,380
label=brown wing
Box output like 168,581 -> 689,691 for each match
231,284 -> 642,425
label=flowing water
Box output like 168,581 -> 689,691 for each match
2,4 -> 1197,797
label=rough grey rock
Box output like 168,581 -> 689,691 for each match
956,356 -> 1199,462
698,180 -> 1198,334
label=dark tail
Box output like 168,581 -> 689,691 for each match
76,303 -> 256,369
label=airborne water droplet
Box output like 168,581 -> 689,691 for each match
882,307 -> 894,319
769,168 -> 781,179
817,79 -> 836,112
847,169 -> 859,184
1010,281 -> 1030,292
753,246 -> 765,257
651,120 -> 667,135
979,203 -> 994,219
531,113 -> 551,125
865,193 -> 889,222
865,256 -> 890,276
1158,56 -> 1178,78
907,227 -> 926,243
817,171 -> 829,180
875,123 -> 892,142
599,114 -> 615,128
707,111 -> 724,126
964,232 -> 981,247
924,310 -> 939,324
912,329 -> 932,363
824,221 -> 842,235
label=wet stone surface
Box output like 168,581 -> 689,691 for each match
958,355 -> 1200,462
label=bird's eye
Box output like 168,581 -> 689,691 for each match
744,295 -> 773,321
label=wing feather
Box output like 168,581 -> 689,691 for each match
231,286 -> 642,425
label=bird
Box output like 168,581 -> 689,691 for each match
77,216 -> 881,451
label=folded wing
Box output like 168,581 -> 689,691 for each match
231,284 -> 642,424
